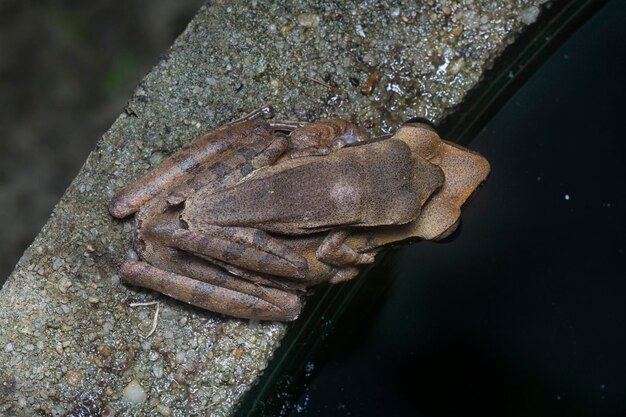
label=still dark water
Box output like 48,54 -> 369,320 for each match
285,1 -> 626,416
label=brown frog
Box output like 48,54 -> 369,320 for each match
109,105 -> 490,321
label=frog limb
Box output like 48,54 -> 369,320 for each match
273,119 -> 371,160
165,135 -> 289,206
141,237 -> 309,298
120,260 -> 301,321
289,119 -> 370,148
316,229 -> 375,267
109,106 -> 275,218
270,120 -> 308,131
327,266 -> 362,284
271,119 -> 370,156
205,258 -> 310,291
220,104 -> 274,128
169,227 -> 309,279
287,147 -> 332,158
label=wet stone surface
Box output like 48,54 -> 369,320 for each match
0,1 -> 545,415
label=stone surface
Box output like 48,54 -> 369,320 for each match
0,1 -> 545,416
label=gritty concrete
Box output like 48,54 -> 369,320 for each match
0,1 -> 546,416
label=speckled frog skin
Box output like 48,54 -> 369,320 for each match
109,105 -> 490,321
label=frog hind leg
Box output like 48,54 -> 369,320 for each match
120,260 -> 301,321
109,105 -> 276,219
168,227 -> 310,279
165,135 -> 289,206
205,257 -> 310,292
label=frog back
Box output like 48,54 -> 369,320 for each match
182,139 -> 444,235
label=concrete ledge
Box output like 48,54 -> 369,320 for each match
0,1 -> 544,415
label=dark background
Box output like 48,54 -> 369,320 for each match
283,1 -> 626,416
0,0 -> 204,283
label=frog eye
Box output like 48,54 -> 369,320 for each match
404,117 -> 436,130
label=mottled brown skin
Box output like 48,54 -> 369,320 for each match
109,106 -> 490,321
109,105 -> 275,219
273,119 -> 371,158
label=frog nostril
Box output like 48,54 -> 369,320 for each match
405,117 -> 436,130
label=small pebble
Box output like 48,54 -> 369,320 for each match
152,364 -> 164,378
59,279 -> 73,293
122,380 -> 147,404
157,403 -> 172,416
520,6 -> 540,25
101,321 -> 114,334
102,405 -> 116,416
97,345 -> 112,357
355,24 -> 365,37
234,347 -> 245,359
150,152 -> 166,167
52,258 -> 64,271
450,58 -> 465,75
297,13 -> 320,28
66,370 -> 82,386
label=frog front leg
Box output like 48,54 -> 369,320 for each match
121,260 -> 302,320
315,229 -> 375,267
273,119 -> 371,159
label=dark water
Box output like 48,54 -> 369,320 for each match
282,1 -> 626,416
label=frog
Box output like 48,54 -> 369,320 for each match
109,105 -> 490,321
